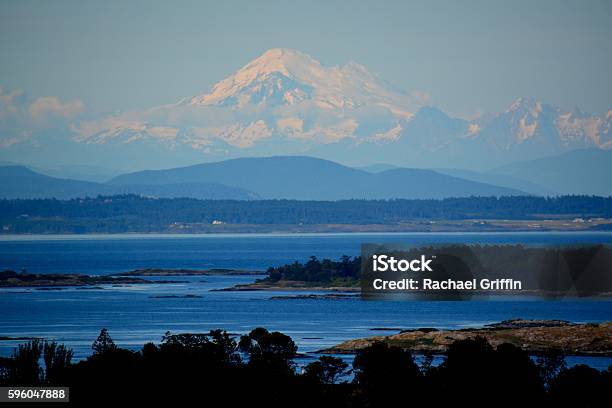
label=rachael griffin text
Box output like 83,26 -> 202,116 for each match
370,254 -> 522,291
360,244 -> 612,299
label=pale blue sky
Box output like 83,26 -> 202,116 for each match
1,0 -> 611,118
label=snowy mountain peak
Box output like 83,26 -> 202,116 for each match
188,48 -> 320,108
470,97 -> 609,150
488,97 -> 543,142
69,50 -> 610,166
243,48 -> 322,76
188,48 -> 415,117
507,96 -> 542,116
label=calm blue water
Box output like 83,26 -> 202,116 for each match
2,232 -> 612,275
1,233 -> 611,369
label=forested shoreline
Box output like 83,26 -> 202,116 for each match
1,194 -> 611,234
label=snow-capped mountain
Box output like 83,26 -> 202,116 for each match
69,48 -> 610,169
75,48 -> 417,150
187,48 -> 414,116
470,97 -> 607,149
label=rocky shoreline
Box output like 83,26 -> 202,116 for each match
0,268 -> 268,288
218,279 -> 359,292
217,282 -> 360,292
320,319 -> 612,356
0,270 -> 166,288
270,293 -> 359,300
116,268 -> 265,276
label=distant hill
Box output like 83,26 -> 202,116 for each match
36,164 -> 121,183
0,162 -> 121,183
434,168 -> 556,196
0,166 -> 114,199
360,164 -> 554,195
0,166 -> 259,200
491,149 -> 612,196
110,156 -> 524,200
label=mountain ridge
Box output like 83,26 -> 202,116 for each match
109,155 -> 524,200
0,165 -> 260,200
65,49 -> 610,171
1,157 -> 524,201
490,149 -> 612,196
2,48 -> 610,172
4,149 -> 609,200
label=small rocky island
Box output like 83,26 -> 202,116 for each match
0,268 -> 266,288
222,280 -> 360,292
221,256 -> 361,291
0,270 -> 160,287
321,319 -> 612,356
116,268 -> 264,277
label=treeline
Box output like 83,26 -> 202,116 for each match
0,328 -> 609,406
264,255 -> 361,286
1,194 -> 611,233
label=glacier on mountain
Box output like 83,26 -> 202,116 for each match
55,49 -> 612,168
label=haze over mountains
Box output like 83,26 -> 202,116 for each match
491,149 -> 612,196
2,149 -> 610,200
1,156 -> 523,200
108,156 -> 524,200
360,149 -> 612,197
0,49 -> 609,200
0,165 -> 259,200
1,48 -> 610,173
71,48 -> 611,169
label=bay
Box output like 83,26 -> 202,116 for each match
1,232 -> 611,370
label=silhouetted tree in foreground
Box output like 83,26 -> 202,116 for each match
0,329 -> 610,406
549,364 -> 610,407
433,336 -> 545,406
304,355 -> 349,384
91,328 -> 116,354
9,340 -> 42,386
0,339 -> 73,386
537,348 -> 567,388
352,341 -> 423,406
43,341 -> 73,385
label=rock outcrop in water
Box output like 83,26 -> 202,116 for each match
0,270 -> 174,287
321,319 -> 612,356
